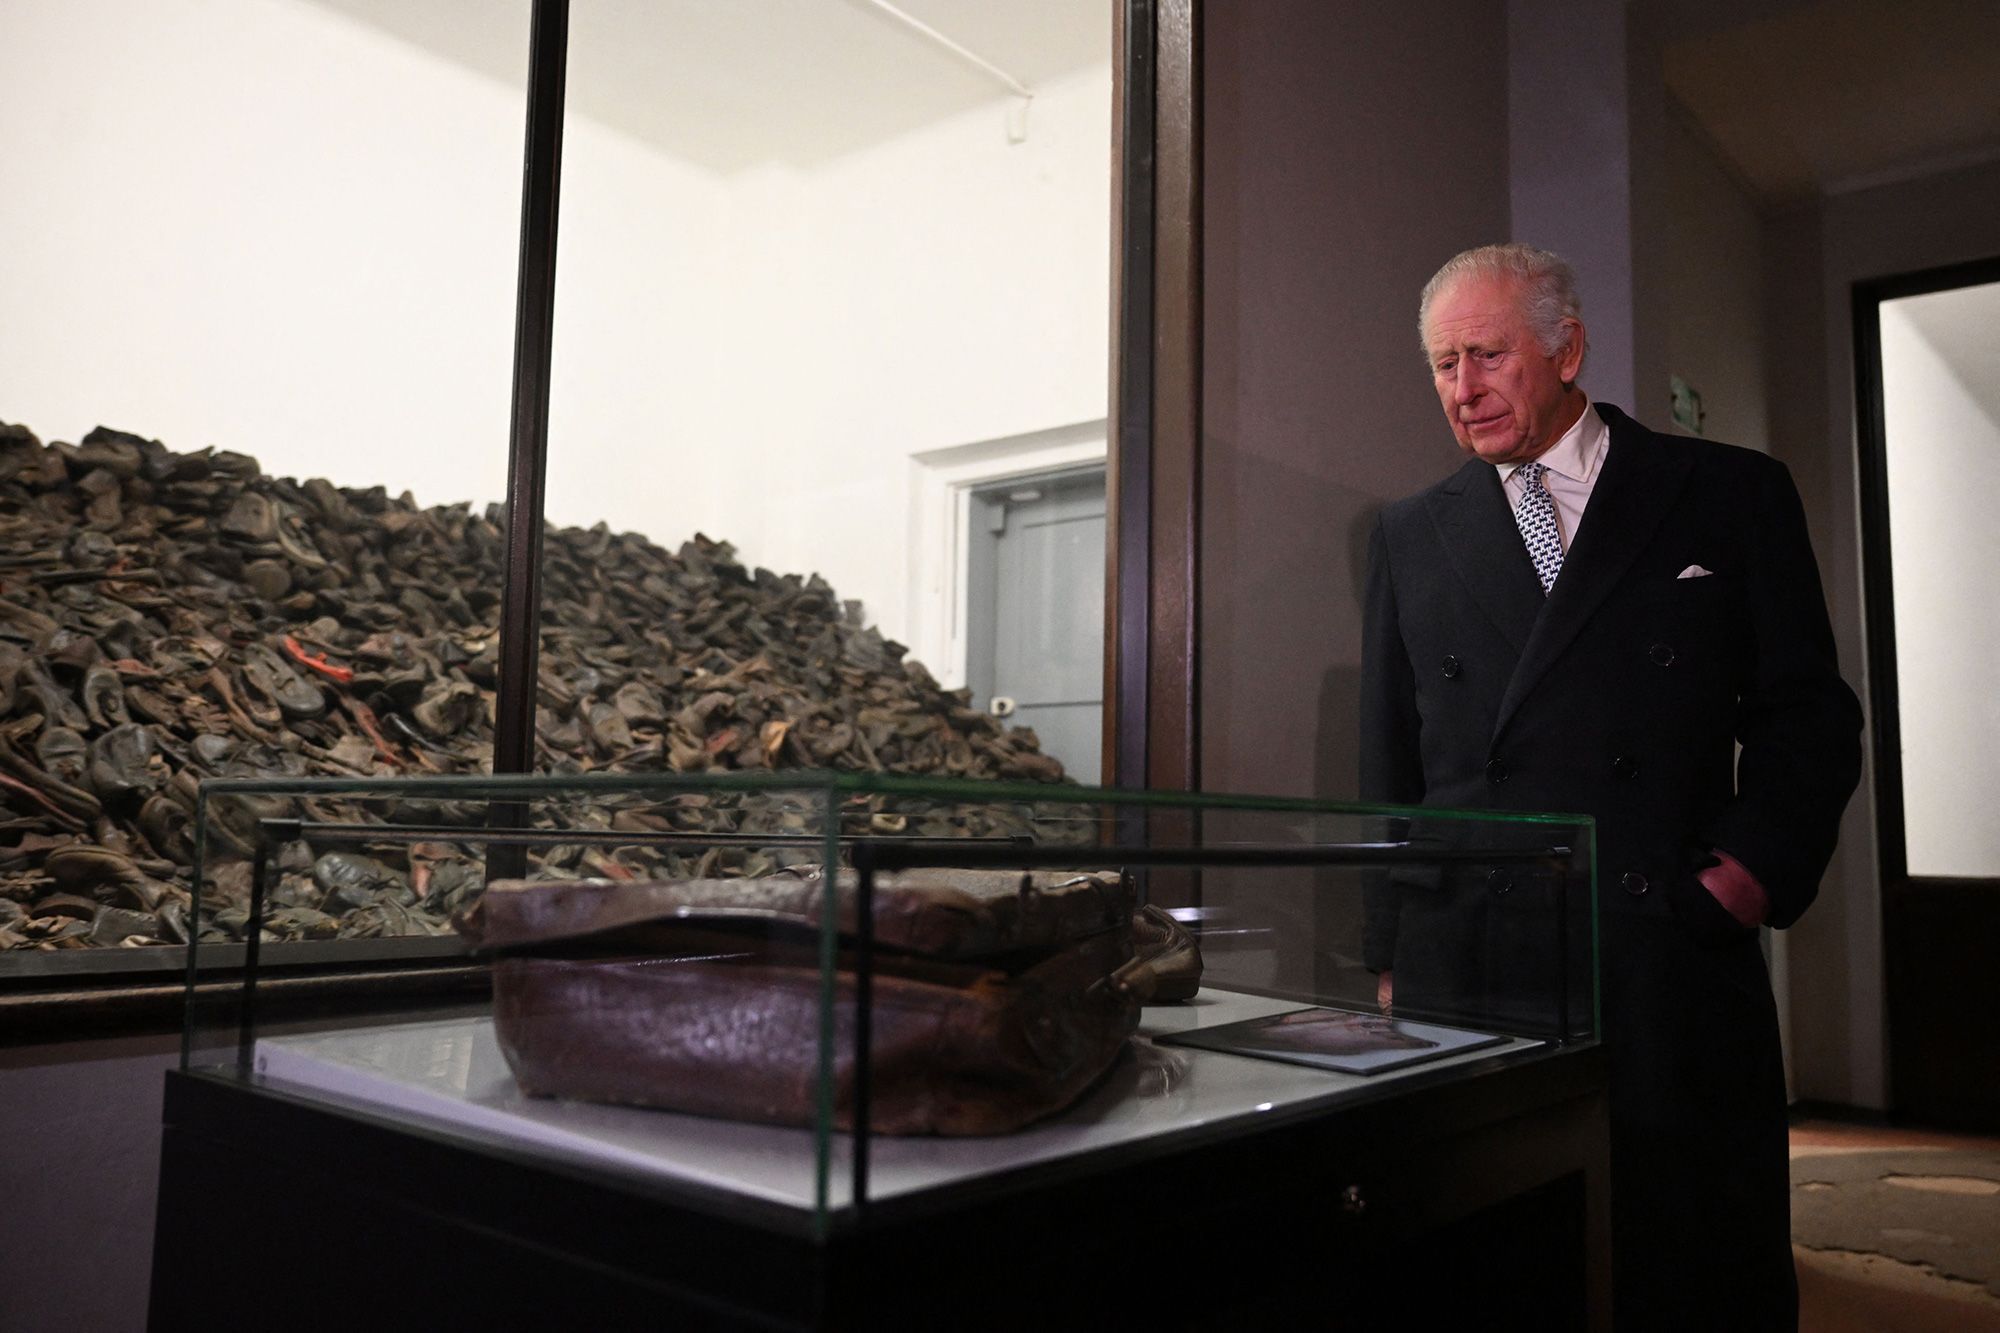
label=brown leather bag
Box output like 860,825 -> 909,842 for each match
457,868 -> 1196,1136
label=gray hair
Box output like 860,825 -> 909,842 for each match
1418,243 -> 1586,366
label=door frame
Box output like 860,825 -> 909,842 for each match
906,424 -> 1107,691
963,468 -> 1110,783
1852,252 -> 2000,1128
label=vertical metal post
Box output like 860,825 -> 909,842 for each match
180,791 -> 210,1070
1108,0 -> 1156,796
237,829 -> 271,1072
1107,0 -> 1159,880
812,790 -> 839,1239
490,0 -> 570,879
1146,0 -> 1201,797
850,841 -> 876,1222
1555,852 -> 1571,1043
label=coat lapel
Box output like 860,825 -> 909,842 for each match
1424,459 -> 1544,655
1492,404 -> 1695,740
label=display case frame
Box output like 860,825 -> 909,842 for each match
174,771 -> 1596,1230
155,770 -> 1607,1329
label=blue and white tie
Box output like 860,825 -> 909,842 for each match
1514,461 -> 1564,595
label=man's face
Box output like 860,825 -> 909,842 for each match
1423,274 -> 1585,465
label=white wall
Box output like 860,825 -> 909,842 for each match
1508,0 -> 1672,421
1878,294 -> 2000,878
0,0 -> 505,504
0,0 -> 733,514
1662,109 -> 1768,450
0,1 -> 1112,661
545,65 -> 1113,655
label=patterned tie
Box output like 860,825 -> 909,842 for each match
1513,461 -> 1564,595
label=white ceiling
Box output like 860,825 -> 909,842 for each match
308,0 -> 2000,198
1661,0 -> 2000,200
307,0 -> 1111,173
1894,280 -> 2000,427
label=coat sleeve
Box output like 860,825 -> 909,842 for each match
1699,456 -> 1863,929
1359,511 -> 1426,970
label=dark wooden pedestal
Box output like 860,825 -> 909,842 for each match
149,1045 -> 1610,1331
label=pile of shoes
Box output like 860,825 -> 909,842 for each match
0,420 -> 1073,952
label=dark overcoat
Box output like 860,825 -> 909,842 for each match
1359,402 -> 1863,1328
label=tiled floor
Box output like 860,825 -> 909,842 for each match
1791,1117 -> 2000,1333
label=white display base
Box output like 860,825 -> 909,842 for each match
251,989 -> 1542,1215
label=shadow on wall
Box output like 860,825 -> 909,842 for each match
1307,506 -> 1381,999
1316,504 -> 1379,804
1196,471 -> 1382,1001
1200,441 -> 1387,798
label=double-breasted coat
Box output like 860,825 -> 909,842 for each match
1359,402 -> 1863,1328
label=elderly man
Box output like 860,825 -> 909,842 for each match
1360,243 -> 1862,1329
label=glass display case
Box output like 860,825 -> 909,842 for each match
176,771 -> 1595,1230
545,0 -> 1116,782
0,1 -> 1115,989
1,0 -> 533,986
155,771 -> 1605,1327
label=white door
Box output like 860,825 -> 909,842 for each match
965,468 -> 1106,783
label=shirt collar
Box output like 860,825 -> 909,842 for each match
1496,395 -> 1606,485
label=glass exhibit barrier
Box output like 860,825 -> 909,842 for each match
0,0 -> 534,972
0,0 -> 1118,973
541,1 -> 1116,787
0,2 -> 1116,975
180,771 -> 1594,1236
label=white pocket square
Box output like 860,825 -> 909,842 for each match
1677,565 -> 1714,579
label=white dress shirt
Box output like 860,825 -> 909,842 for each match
1494,398 -> 1608,550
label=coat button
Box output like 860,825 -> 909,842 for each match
1613,755 -> 1641,780
1621,872 -> 1650,897
1440,655 -> 1460,679
1488,868 -> 1514,895
1485,759 -> 1509,785
1649,642 -> 1676,667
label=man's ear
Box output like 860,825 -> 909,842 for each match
1557,318 -> 1587,384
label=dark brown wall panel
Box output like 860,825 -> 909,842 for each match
1199,1 -> 1512,803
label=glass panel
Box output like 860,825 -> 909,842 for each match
0,0 -> 532,967
1878,280 -> 2000,878
185,774 -> 848,1222
183,772 -> 1594,1232
538,1 -> 1115,790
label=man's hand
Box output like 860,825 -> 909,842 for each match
1375,969 -> 1393,1014
1697,849 -> 1769,928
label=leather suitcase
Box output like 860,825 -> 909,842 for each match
457,867 -> 1193,1136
